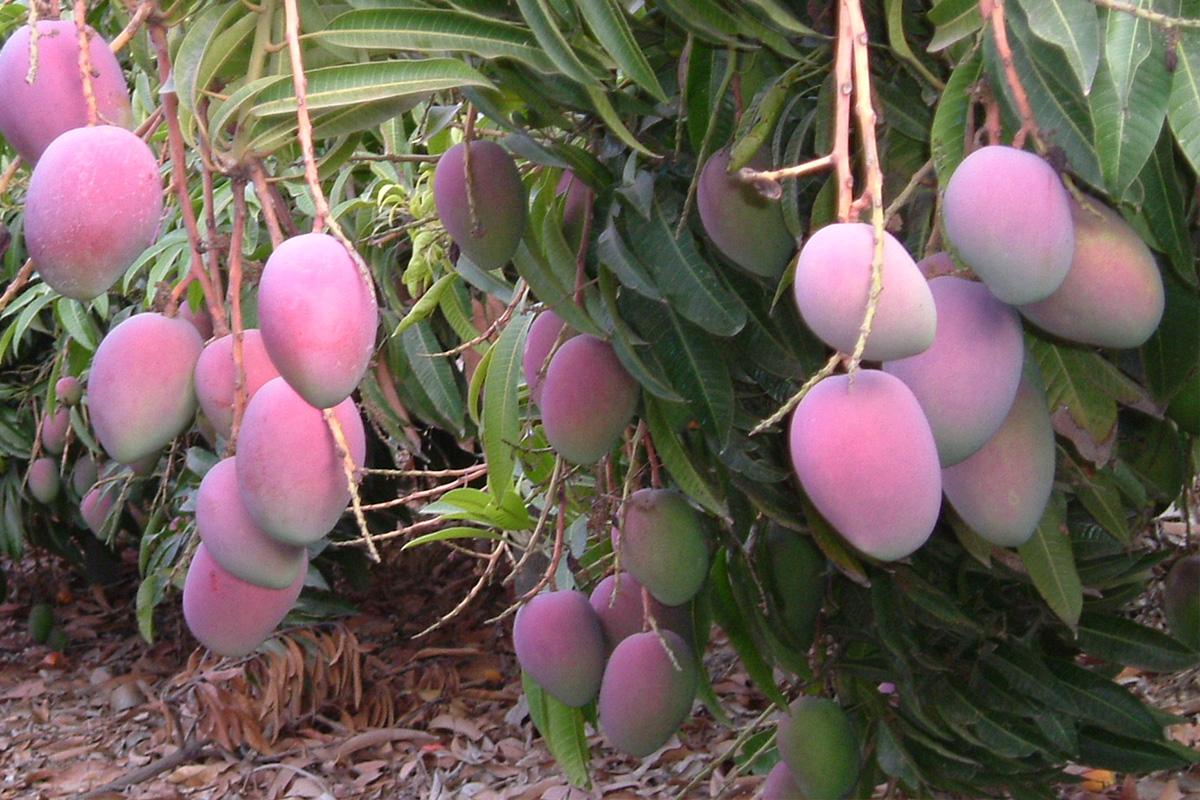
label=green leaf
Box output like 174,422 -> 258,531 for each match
1017,494 -> 1083,630
1029,337 -> 1118,443
1065,460 -> 1131,545
596,222 -> 661,300
511,243 -> 603,338
401,525 -> 504,550
482,311 -> 533,500
54,300 -> 97,352
522,672 -> 592,788
1077,612 -> 1200,672
1169,7 -> 1200,175
709,550 -> 789,708
316,9 -> 557,73
643,396 -> 726,517
886,0 -> 945,88
1090,7 -> 1171,198
1142,269 -> 1200,404
620,201 -> 746,337
623,295 -> 734,445
394,272 -> 459,336
250,59 -> 494,116
740,0 -> 818,36
596,268 -> 682,401
931,53 -> 983,184
1134,128 -> 1197,286
401,322 -> 465,437
515,0 -> 602,87
578,0 -> 666,101
1014,0 -> 1100,93
980,642 -> 1079,715
1046,658 -> 1160,738
174,2 -> 240,118
928,0 -> 984,52
1078,727 -> 1200,773
135,572 -> 163,644
656,0 -> 742,45
585,85 -> 658,157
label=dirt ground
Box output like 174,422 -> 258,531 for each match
0,523 -> 1197,800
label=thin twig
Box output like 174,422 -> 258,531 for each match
423,283 -> 527,357
25,2 -> 40,85
498,458 -> 564,595
737,154 -> 835,185
109,1 -> 153,53
642,586 -> 683,671
357,465 -> 486,512
226,179 -> 249,454
74,0 -> 98,126
196,99 -> 226,307
330,515 -> 446,547
248,159 -> 286,249
0,258 -> 35,315
883,158 -> 934,224
349,153 -> 441,163
81,738 -> 212,798
749,352 -> 841,436
149,17 -> 228,336
980,0 -> 1043,152
845,0 -> 887,376
674,705 -> 777,799
0,157 -> 21,197
324,409 -> 377,562
415,543 -> 506,637
1089,0 -> 1200,28
833,2 -> 855,220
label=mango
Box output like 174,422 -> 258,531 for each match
196,458 -> 307,590
523,310 -> 576,407
884,276 -> 1024,466
943,145 -> 1074,304
557,170 -> 593,248
258,233 -> 377,409
697,147 -> 795,277
1019,199 -> 1164,348
776,697 -> 859,800
80,485 -> 117,536
598,630 -> 697,758
513,590 -> 607,707
541,335 -> 639,465
71,454 -> 97,496
40,407 -> 69,454
588,572 -> 692,651
182,542 -> 304,658
25,125 -> 163,300
236,377 -> 365,545
618,489 -> 708,606
27,457 -> 59,503
793,223 -> 936,360
88,313 -> 203,464
0,21 -> 132,164
789,371 -> 941,561
194,329 -> 281,439
55,376 -> 82,406
433,140 -> 526,270
941,372 -> 1055,547
762,761 -> 803,800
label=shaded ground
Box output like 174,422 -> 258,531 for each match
1,519 -> 1198,799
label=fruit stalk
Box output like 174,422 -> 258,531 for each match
979,0 -> 1043,152
73,0 -> 98,126
248,159 -> 286,248
108,2 -> 153,54
323,408 -> 378,561
148,16 -> 228,335
0,258 -> 35,315
226,178 -> 249,453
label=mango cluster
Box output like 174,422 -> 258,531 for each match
513,489 -> 707,758
785,145 -> 1165,562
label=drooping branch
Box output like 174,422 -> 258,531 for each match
148,15 -> 229,335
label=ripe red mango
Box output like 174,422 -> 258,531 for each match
194,329 -> 281,439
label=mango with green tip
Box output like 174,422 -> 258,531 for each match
697,147 -> 795,278
1164,555 -> 1199,650
434,140 -> 526,270
776,697 -> 859,800
27,458 -> 60,504
194,329 -> 281,439
588,572 -> 692,651
541,335 -> 639,465
598,630 -> 697,758
618,489 -> 709,606
513,590 -> 607,707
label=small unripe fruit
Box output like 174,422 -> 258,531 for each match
236,377 -> 366,545
258,234 -> 377,409
27,458 -> 60,504
513,591 -> 607,707
194,330 -> 281,439
556,170 -> 594,248
598,631 -> 697,758
434,141 -> 526,270
25,126 -> 164,301
71,455 -> 97,496
0,21 -> 132,164
81,485 -> 117,537
40,407 -> 70,455
541,336 -> 639,465
619,489 -> 709,606
697,148 -> 795,277
89,313 -> 204,464
884,277 -> 1025,466
28,603 -> 53,644
182,543 -> 304,657
55,376 -> 82,407
196,458 -> 307,590
943,145 -> 1074,304
793,223 -> 936,361
776,697 -> 859,800
1019,199 -> 1164,348
789,371 -> 941,561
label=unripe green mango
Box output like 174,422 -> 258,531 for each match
776,697 -> 859,800
618,489 -> 709,606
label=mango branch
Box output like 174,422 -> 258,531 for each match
74,0 -> 98,126
226,178 -> 249,454
280,0 -> 377,302
324,408 -> 378,563
148,17 -> 228,336
845,0 -> 886,376
248,159 -> 286,248
0,258 -> 35,315
0,157 -> 20,197
1088,0 -> 1200,28
109,2 -> 153,53
980,0 -> 1043,152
